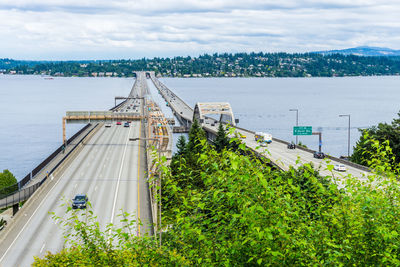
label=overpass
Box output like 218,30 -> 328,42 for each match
148,72 -> 371,187
0,72 -> 171,266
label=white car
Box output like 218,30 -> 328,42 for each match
333,164 -> 346,172
105,123 -> 112,128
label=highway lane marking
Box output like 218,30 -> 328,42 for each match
94,186 -> 98,192
110,124 -> 132,226
0,170 -> 65,263
40,243 -> 46,254
137,119 -> 142,236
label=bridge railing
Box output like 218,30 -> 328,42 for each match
0,123 -> 95,209
233,125 -> 370,172
0,93 -> 130,209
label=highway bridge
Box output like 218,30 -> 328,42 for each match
0,72 -> 171,266
148,72 -> 371,187
0,71 -> 372,265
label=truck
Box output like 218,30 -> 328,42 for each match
255,132 -> 272,146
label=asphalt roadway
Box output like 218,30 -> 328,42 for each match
0,87 -> 152,266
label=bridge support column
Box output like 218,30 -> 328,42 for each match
12,203 -> 19,216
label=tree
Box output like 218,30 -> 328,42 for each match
186,118 -> 206,155
0,169 -> 18,197
175,135 -> 187,156
214,123 -> 229,152
351,111 -> 400,169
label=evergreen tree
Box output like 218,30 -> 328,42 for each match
187,118 -> 206,155
175,135 -> 187,156
215,123 -> 229,152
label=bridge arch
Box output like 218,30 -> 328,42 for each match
193,102 -> 237,126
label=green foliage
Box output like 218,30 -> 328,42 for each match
187,118 -> 206,154
162,136 -> 400,265
33,126 -> 400,266
0,169 -> 18,198
297,141 -> 308,148
33,208 -> 189,266
0,218 -> 7,228
352,112 -> 400,172
175,135 -> 187,156
170,119 -> 208,191
4,53 -> 400,77
214,123 -> 230,152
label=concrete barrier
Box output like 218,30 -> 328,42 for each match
234,125 -> 370,172
0,123 -> 100,242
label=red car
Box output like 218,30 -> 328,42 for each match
116,121 -> 122,125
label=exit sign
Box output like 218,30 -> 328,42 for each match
293,126 -> 312,135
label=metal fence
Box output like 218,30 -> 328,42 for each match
0,123 -> 92,208
0,99 -> 126,209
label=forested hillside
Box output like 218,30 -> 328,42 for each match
2,52 -> 400,77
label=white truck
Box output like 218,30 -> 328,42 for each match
255,132 -> 272,146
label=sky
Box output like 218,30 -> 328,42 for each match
1,0 -> 400,60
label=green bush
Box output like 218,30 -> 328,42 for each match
162,137 -> 400,265
34,132 -> 400,266
0,169 -> 18,198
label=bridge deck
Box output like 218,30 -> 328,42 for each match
0,72 -> 160,266
148,73 -> 371,187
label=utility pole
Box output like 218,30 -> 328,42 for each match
339,114 -> 351,158
289,109 -> 299,145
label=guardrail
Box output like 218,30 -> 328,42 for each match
149,74 -> 193,120
0,99 -> 128,209
0,94 -> 130,200
0,124 -> 99,209
0,123 -> 92,200
234,125 -> 370,172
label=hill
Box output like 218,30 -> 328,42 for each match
314,46 -> 400,57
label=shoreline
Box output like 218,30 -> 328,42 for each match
1,73 -> 400,79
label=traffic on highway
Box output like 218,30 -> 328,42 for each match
0,74 -> 152,266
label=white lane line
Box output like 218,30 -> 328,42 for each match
94,186 -> 98,192
74,183 -> 77,189
40,243 -> 46,253
0,171 -> 65,263
110,125 -> 132,225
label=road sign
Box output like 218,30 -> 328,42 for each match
293,126 -> 312,135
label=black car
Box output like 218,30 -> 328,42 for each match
313,151 -> 325,159
287,143 -> 296,149
72,194 -> 88,209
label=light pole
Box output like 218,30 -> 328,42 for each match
289,109 -> 299,145
339,114 -> 351,158
129,136 -> 162,247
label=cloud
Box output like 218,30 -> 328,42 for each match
0,0 -> 400,59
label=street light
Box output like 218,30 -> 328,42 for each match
339,114 -> 351,158
129,136 -> 162,247
289,109 -> 299,145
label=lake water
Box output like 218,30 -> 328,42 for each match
0,75 -> 399,180
159,76 -> 400,157
0,75 -> 133,179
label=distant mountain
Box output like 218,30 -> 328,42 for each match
314,46 -> 400,57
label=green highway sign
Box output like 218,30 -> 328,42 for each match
293,126 -> 312,135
